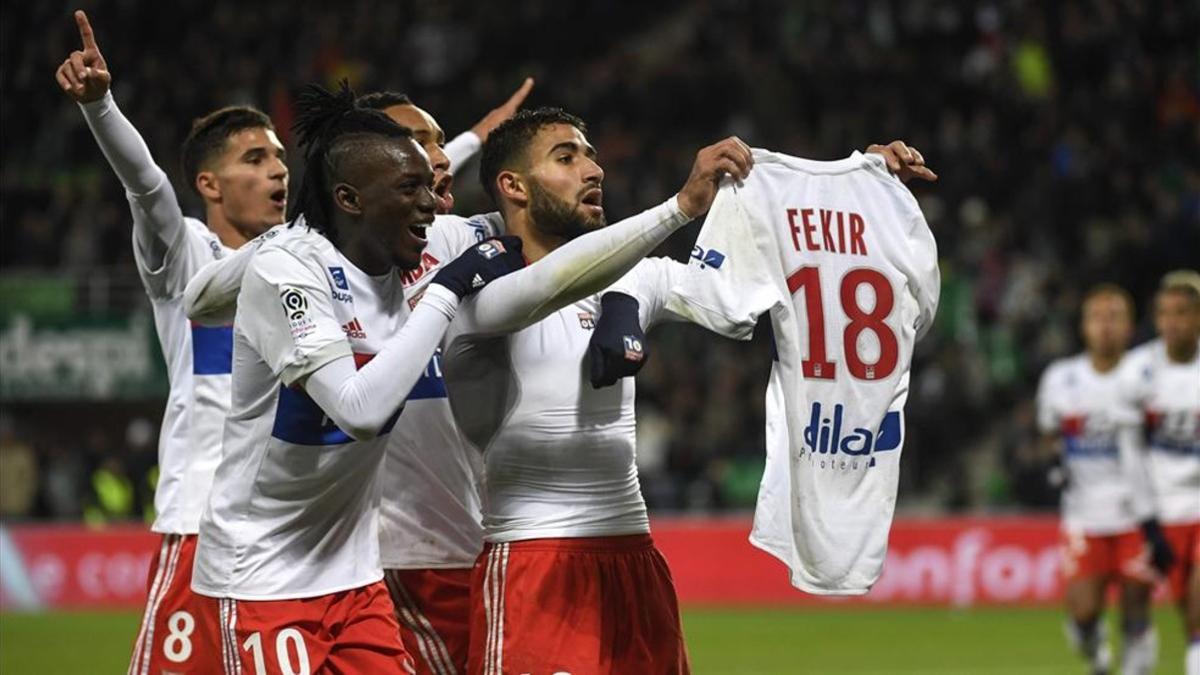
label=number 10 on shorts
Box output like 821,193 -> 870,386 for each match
243,629 -> 311,675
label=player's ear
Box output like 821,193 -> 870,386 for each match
333,183 -> 362,216
195,171 -> 221,202
496,170 -> 527,207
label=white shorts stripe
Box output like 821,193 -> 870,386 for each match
391,578 -> 455,675
482,546 -> 499,675
128,536 -> 171,675
218,599 -> 231,675
494,544 -> 509,675
139,535 -> 183,675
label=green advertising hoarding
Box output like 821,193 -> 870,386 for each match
0,312 -> 168,400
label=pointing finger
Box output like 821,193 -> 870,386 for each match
504,77 -> 534,110
75,10 -> 99,52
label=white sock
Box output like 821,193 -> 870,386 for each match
1120,625 -> 1156,675
1185,639 -> 1199,675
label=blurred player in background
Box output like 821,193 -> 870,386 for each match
1037,284 -> 1172,675
1120,271 -> 1200,675
54,10 -> 287,674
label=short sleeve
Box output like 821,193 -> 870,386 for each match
1034,365 -> 1059,434
132,216 -> 212,300
665,181 -> 782,339
238,247 -> 351,386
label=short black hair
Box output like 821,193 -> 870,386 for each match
356,91 -> 413,111
181,106 -> 275,195
478,107 -> 587,203
290,80 -> 414,243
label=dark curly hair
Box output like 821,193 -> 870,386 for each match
478,107 -> 587,203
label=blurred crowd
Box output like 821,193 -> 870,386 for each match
2,0 -> 1198,521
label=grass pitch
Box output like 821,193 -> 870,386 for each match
0,607 -> 1186,674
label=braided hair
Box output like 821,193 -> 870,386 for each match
289,80 -> 413,243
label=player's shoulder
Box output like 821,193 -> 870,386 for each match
1119,339 -> 1160,381
250,223 -> 331,280
1042,353 -> 1090,388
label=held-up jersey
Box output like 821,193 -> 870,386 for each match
81,91 -> 233,535
664,150 -> 940,594
1036,354 -> 1153,535
381,213 -> 502,569
1119,339 -> 1200,525
193,228 -> 408,600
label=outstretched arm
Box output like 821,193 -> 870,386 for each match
455,137 -> 754,337
55,10 -> 182,270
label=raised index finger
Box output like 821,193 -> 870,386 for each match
75,10 -> 99,51
504,77 -> 535,109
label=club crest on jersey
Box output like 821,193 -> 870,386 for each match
690,245 -> 726,270
623,335 -> 644,362
475,240 -> 506,259
341,318 -> 367,340
801,402 -> 902,469
280,287 -> 314,338
578,312 -> 596,330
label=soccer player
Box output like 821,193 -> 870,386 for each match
55,11 -> 287,674
434,108 -> 752,674
1120,271 -> 1200,675
1037,284 -> 1172,675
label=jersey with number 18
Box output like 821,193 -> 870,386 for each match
666,150 -> 940,594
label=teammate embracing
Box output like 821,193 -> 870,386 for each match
55,11 -> 287,674
1037,284 -> 1172,675
1119,271 -> 1200,675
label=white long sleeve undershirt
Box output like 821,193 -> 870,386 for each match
78,90 -> 182,269
302,284 -> 460,441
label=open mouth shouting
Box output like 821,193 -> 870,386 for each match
269,187 -> 287,212
409,216 -> 434,243
580,187 -> 603,216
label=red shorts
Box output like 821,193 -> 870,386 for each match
385,567 -> 472,675
127,533 -> 220,675
197,581 -> 412,675
1060,528 -> 1152,584
468,534 -> 690,675
1162,521 -> 1200,600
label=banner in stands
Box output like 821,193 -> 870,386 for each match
0,516 -> 1097,610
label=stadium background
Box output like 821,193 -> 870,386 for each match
1,0 -> 1197,672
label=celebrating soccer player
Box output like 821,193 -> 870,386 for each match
55,10 -> 287,674
1038,284 -> 1170,674
1119,271 -> 1200,675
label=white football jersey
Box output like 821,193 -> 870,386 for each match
439,262 -> 674,543
1037,354 -> 1150,534
380,213 -> 501,569
1120,339 -> 1200,525
664,150 -> 940,594
194,227 -> 408,600
133,216 -> 232,535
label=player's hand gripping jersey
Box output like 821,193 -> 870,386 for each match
1037,355 -> 1154,535
665,150 -> 940,594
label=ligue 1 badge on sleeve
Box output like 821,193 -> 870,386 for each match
280,287 -> 315,338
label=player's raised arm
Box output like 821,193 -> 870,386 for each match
456,136 -> 752,336
55,9 -> 182,269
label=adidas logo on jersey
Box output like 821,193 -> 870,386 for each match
341,318 -> 366,340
